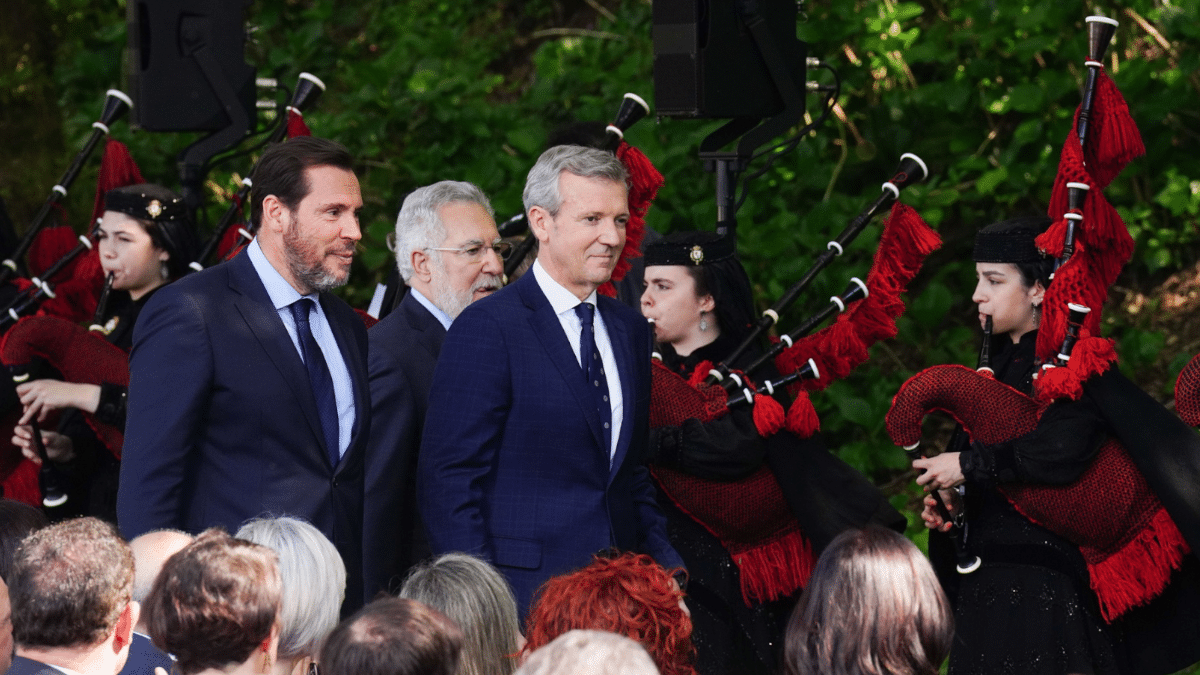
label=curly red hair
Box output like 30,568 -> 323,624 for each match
520,552 -> 696,675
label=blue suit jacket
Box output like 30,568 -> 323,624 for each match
117,250 -> 371,609
6,656 -> 67,675
419,271 -> 683,616
115,633 -> 173,675
363,291 -> 442,597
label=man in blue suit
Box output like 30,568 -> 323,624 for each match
364,180 -> 505,598
117,137 -> 371,609
419,146 -> 683,616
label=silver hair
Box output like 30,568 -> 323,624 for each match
521,146 -> 628,217
393,181 -> 494,282
235,516 -> 347,662
399,553 -> 521,675
514,630 -> 659,675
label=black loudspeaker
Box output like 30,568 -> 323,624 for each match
126,0 -> 256,132
653,0 -> 807,119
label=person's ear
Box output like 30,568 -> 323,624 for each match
411,249 -> 435,284
1030,281 -> 1046,307
698,294 -> 715,314
527,207 -> 552,244
112,600 -> 138,653
261,195 -> 289,235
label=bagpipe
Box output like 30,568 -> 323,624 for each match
704,152 -> 930,388
0,90 -> 132,286
0,91 -> 141,330
885,15 -> 1200,622
648,155 -> 941,605
190,72 -> 327,271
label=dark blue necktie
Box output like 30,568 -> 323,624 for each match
290,299 -> 340,468
574,302 -> 612,456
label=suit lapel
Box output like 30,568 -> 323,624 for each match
518,274 -> 607,452
227,252 -> 328,460
601,298 -> 637,480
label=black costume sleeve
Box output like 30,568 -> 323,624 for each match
93,382 -> 128,431
647,406 -> 766,481
959,396 -> 1107,487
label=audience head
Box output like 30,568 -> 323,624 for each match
522,552 -> 693,675
235,516 -> 346,665
143,528 -> 281,675
0,499 -> 49,583
514,630 -> 659,675
319,597 -> 463,675
399,553 -> 522,675
9,517 -> 135,651
392,180 -> 504,319
129,530 -> 194,606
783,526 -> 953,675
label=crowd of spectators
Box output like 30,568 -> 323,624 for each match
0,501 -> 952,675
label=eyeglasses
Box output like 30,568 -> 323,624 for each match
426,241 -> 513,261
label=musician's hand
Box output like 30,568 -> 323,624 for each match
920,495 -> 954,532
17,380 -> 102,423
912,452 -> 964,490
13,426 -> 75,464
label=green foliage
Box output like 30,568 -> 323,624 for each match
4,0 -> 1200,544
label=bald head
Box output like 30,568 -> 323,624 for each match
130,531 -> 193,607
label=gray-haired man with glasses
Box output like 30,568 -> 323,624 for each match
363,180 -> 505,598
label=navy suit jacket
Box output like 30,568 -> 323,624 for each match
419,271 -> 683,616
117,250 -> 371,608
6,656 -> 66,675
115,633 -> 172,675
363,291 -> 442,598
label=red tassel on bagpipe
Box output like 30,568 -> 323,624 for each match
286,108 -> 313,138
598,141 -> 660,297
0,316 -> 130,458
1077,69 -> 1145,190
92,140 -> 145,225
774,202 -> 941,390
785,391 -> 820,438
887,364 -> 1188,620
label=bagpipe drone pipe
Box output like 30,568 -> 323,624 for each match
190,72 -> 327,270
647,155 -> 941,605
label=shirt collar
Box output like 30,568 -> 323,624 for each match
532,259 -> 597,315
408,288 -> 453,331
247,238 -> 319,309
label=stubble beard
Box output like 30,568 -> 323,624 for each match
430,257 -> 502,320
284,218 -> 351,294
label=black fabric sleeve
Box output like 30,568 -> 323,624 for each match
647,406 -> 766,481
959,396 -> 1107,487
93,382 -> 128,431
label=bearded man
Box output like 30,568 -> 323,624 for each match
362,180 -> 506,598
118,136 -> 372,612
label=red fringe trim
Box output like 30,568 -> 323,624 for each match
1088,507 -> 1191,622
785,391 -> 820,438
1034,366 -> 1083,401
286,109 -> 312,138
600,142 -> 660,296
731,526 -> 815,605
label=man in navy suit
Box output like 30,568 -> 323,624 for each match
5,518 -> 137,675
364,180 -> 505,598
419,146 -> 683,616
117,137 -> 371,609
